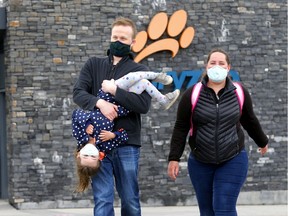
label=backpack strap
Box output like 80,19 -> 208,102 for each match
190,82 -> 244,137
233,82 -> 244,113
190,82 -> 203,136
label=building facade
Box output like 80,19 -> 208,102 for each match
0,0 -> 287,209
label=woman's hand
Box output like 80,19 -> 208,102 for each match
167,161 -> 179,181
259,145 -> 268,156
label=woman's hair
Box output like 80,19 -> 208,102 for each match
111,17 -> 137,39
74,150 -> 101,192
206,48 -> 230,65
201,48 -> 231,80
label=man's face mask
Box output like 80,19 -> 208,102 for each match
207,65 -> 228,83
79,143 -> 99,158
109,41 -> 131,57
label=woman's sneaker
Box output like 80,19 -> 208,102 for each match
153,72 -> 173,85
161,89 -> 180,110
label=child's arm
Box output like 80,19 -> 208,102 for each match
72,109 -> 91,146
99,129 -> 128,144
85,123 -> 94,135
99,130 -> 116,142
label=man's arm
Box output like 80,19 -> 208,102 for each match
73,59 -> 118,120
73,59 -> 99,110
101,79 -> 151,114
96,99 -> 118,121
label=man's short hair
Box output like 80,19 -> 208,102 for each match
112,17 -> 137,39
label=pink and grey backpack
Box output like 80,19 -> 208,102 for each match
189,82 -> 244,136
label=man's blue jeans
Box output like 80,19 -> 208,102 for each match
188,150 -> 248,216
91,145 -> 141,216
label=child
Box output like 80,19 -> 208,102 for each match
72,89 -> 129,192
73,71 -> 179,192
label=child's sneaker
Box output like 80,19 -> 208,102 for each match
161,89 -> 180,110
153,72 -> 173,85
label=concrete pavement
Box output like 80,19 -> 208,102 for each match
0,200 -> 287,216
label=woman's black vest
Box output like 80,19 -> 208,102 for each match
189,80 -> 245,164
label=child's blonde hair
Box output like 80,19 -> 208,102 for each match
74,150 -> 101,192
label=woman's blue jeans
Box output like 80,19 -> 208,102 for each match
91,145 -> 141,216
188,150 -> 248,216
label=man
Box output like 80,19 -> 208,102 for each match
73,17 -> 151,216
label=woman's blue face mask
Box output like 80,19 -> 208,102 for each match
207,65 -> 228,83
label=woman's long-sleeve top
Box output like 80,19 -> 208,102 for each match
168,77 -> 268,164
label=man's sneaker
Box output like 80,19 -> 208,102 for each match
161,89 -> 180,110
153,72 -> 173,85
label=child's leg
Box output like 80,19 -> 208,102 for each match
115,71 -> 172,90
115,71 -> 160,91
128,79 -> 166,102
115,71 -> 179,110
128,79 -> 180,110
162,89 -> 180,110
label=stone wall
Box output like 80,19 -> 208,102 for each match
4,0 -> 287,209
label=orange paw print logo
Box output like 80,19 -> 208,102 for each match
132,9 -> 195,63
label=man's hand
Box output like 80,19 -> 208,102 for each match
96,99 -> 118,121
167,161 -> 179,181
99,130 -> 116,142
102,79 -> 117,95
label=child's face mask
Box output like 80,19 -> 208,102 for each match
79,143 -> 99,158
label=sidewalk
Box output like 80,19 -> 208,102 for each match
0,200 -> 287,216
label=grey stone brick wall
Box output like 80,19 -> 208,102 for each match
3,0 -> 287,209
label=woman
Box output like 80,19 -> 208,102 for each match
167,48 -> 268,216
